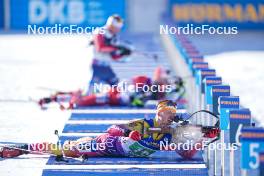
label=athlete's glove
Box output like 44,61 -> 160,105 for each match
203,128 -> 220,138
131,97 -> 144,107
116,46 -> 131,56
129,131 -> 141,141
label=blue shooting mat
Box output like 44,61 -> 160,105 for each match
43,116 -> 207,174
64,112 -> 188,133
69,109 -> 186,120
63,124 -> 115,133
59,136 -> 88,143
43,150 -> 207,175
42,168 -> 208,176
69,112 -> 155,120
74,102 -> 186,111
42,33 -> 206,176
46,151 -> 205,165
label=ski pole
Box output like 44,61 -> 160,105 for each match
54,130 -> 69,162
133,51 -> 159,62
0,97 -> 37,103
36,86 -> 65,92
0,143 -> 82,162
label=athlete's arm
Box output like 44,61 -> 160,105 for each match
94,34 -> 118,53
107,124 -> 130,136
107,119 -> 144,137
94,34 -> 130,61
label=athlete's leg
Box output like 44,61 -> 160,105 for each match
38,91 -> 77,107
88,60 -> 118,95
72,92 -> 109,107
0,142 -> 59,158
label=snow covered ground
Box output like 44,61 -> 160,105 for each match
0,34 -> 92,175
206,51 -> 264,126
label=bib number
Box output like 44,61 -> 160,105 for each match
128,142 -> 155,157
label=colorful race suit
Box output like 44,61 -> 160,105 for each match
49,117 -> 172,157
0,118 -> 220,159
103,118 -> 172,157
1,118 -> 172,158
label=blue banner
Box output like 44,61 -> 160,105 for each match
168,0 -> 264,29
241,127 -> 264,142
191,62 -> 208,76
212,85 -> 230,114
260,152 -> 264,176
219,96 -> 240,130
10,0 -> 126,29
183,47 -> 199,54
241,127 -> 264,170
187,57 -> 204,65
188,60 -> 201,72
195,69 -> 216,93
0,0 -> 3,29
229,109 -> 251,144
205,76 -> 222,105
186,53 -> 203,59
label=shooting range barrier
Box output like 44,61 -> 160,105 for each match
161,21 -> 261,176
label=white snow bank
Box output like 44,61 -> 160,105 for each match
205,51 -> 264,126
0,34 -> 91,176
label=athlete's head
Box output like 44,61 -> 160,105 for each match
156,100 -> 177,127
106,14 -> 124,34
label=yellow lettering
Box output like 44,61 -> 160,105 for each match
171,3 -> 264,24
223,4 -> 243,21
206,4 -> 222,22
244,4 -> 258,22
190,4 -> 206,22
173,5 -> 190,21
258,4 -> 264,21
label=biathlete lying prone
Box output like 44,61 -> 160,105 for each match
38,67 -> 186,110
1,100 -> 219,160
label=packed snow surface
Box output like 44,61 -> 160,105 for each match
206,51 -> 264,126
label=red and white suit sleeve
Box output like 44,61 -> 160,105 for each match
93,34 -> 117,53
93,34 -> 123,61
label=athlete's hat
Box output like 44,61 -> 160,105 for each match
157,100 -> 177,113
106,14 -> 124,29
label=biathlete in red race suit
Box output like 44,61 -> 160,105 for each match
38,75 -> 152,109
37,67 -> 185,109
87,14 -> 132,94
